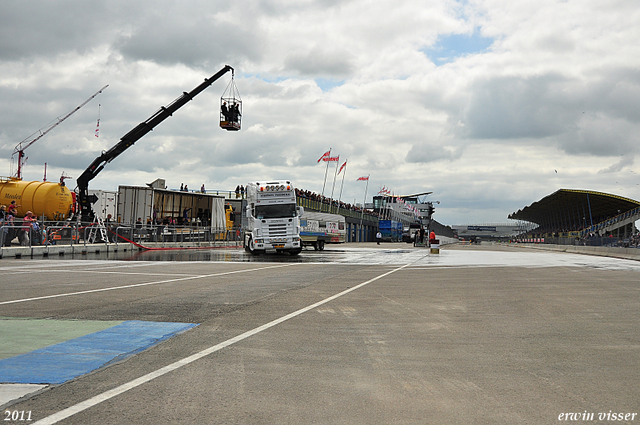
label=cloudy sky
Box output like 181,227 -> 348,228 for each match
1,0 -> 639,225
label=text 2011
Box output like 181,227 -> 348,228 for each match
3,410 -> 32,421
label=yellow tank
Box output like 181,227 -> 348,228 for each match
0,178 -> 73,220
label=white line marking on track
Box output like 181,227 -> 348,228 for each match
32,260 -> 418,425
0,261 -> 158,273
0,264 -> 294,306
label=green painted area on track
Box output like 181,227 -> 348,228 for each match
0,317 -> 123,360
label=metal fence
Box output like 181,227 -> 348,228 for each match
516,236 -> 640,248
1,221 -> 244,250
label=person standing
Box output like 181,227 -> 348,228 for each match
376,231 -> 382,245
7,200 -> 19,217
105,213 -> 114,242
19,211 -> 35,246
0,205 -> 7,247
183,207 -> 192,225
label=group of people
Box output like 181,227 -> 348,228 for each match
295,188 -> 381,217
179,183 -> 207,193
0,201 -> 46,246
235,185 -> 245,198
221,101 -> 241,123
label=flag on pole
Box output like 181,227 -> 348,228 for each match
324,156 -> 340,162
95,104 -> 101,138
338,160 -> 347,174
317,150 -> 331,163
357,176 -> 369,181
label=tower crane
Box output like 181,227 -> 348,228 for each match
12,84 -> 109,179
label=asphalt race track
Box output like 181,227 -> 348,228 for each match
1,243 -> 640,424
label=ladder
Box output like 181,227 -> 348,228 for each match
88,217 -> 108,243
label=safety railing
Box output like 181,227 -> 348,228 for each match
580,206 -> 640,237
515,235 -> 640,248
2,221 -> 244,253
112,224 -> 243,248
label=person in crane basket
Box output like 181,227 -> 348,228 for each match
230,102 -> 241,123
221,102 -> 230,122
220,74 -> 242,131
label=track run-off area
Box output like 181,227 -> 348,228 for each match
2,242 -> 640,424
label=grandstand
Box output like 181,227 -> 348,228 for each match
509,189 -> 640,246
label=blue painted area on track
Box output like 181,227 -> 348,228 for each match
0,320 -> 197,384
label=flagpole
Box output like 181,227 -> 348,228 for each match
360,175 -> 369,227
329,156 -> 339,213
337,161 -> 347,215
380,187 -> 387,220
321,148 -> 331,212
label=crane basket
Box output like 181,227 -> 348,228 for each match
220,73 -> 242,131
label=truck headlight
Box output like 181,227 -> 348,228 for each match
255,239 -> 264,244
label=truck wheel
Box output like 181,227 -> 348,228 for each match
317,240 -> 325,251
313,242 -> 319,251
289,249 -> 302,256
248,237 -> 260,255
245,236 -> 259,255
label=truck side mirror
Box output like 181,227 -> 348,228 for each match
297,206 -> 304,216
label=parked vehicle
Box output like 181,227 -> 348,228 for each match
300,211 -> 345,250
243,180 -> 302,255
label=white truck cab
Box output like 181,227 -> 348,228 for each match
244,180 -> 303,255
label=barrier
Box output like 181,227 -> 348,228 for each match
1,221 -> 242,259
430,239 -> 440,254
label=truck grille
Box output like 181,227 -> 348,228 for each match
268,223 -> 288,236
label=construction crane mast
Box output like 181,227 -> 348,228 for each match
12,85 -> 109,179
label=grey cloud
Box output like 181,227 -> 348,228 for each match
284,46 -> 355,78
460,74 -> 574,140
598,155 -> 635,174
116,16 -> 264,68
0,1 -> 146,60
406,143 -> 461,164
458,69 -> 640,157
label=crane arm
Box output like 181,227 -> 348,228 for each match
12,85 -> 109,178
76,65 -> 234,221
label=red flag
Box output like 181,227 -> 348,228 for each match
357,176 -> 369,181
323,156 -> 339,162
95,103 -> 101,138
317,150 -> 331,163
338,160 -> 347,175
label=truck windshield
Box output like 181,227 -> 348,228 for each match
255,204 -> 297,219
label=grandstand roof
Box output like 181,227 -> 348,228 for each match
508,189 -> 640,225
